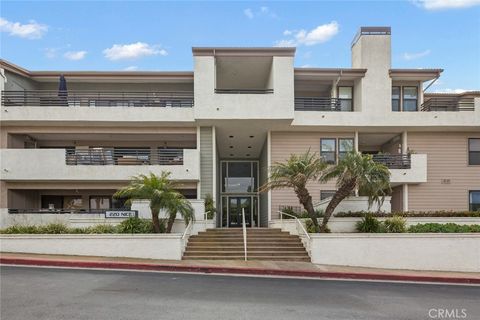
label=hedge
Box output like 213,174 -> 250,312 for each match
334,211 -> 480,218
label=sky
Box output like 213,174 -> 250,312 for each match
1,0 -> 479,92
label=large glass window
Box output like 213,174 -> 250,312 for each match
222,162 -> 257,193
320,190 -> 336,200
64,196 -> 83,209
392,87 -> 401,112
90,196 -> 111,210
338,138 -> 354,160
338,87 -> 353,111
468,138 -> 480,165
470,191 -> 480,211
321,139 -> 336,164
403,87 -> 418,112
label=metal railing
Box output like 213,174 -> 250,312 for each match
420,97 -> 475,112
295,97 -> 352,111
242,208 -> 248,261
215,88 -> 274,94
1,90 -> 194,107
371,154 -> 411,169
8,208 -> 132,214
65,148 -> 184,166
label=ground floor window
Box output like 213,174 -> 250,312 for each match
89,196 -> 111,210
320,190 -> 336,200
469,191 -> 480,211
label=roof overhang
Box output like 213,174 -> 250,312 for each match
192,47 -> 296,57
294,68 -> 367,81
389,69 -> 443,81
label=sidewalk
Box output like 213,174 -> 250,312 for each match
1,252 -> 479,285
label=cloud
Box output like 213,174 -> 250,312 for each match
430,88 -> 474,93
123,66 -> 138,71
103,42 -> 167,61
403,49 -> 431,60
412,0 -> 480,10
44,48 -> 58,59
64,50 -> 87,61
275,21 -> 339,47
0,17 -> 48,39
243,6 -> 277,19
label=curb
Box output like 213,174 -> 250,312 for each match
1,257 -> 479,285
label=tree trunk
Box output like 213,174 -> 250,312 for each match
320,179 -> 356,232
151,207 -> 161,233
295,186 -> 320,232
166,211 -> 176,233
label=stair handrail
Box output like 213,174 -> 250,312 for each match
278,211 -> 311,240
182,220 -> 193,240
242,208 -> 247,261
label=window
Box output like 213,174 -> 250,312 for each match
63,196 -> 83,209
470,191 -> 480,211
89,196 -> 111,210
320,190 -> 336,200
338,87 -> 353,111
468,138 -> 480,165
41,195 -> 63,210
339,138 -> 354,160
403,87 -> 418,112
392,87 -> 401,112
321,139 -> 336,164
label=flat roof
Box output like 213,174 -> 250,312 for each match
192,47 -> 296,57
389,68 -> 443,81
294,68 -> 367,81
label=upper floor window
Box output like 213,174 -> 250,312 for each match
470,191 -> 480,211
403,87 -> 418,112
320,139 -> 336,164
338,138 -> 354,160
469,138 -> 480,165
392,87 -> 401,112
320,190 -> 336,200
337,87 -> 353,111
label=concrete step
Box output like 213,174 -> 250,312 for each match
185,246 -> 307,252
183,251 -> 309,257
188,238 -> 302,243
186,242 -> 305,248
182,256 -> 311,261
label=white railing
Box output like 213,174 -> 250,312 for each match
181,220 -> 194,253
242,208 -> 247,261
278,211 -> 311,255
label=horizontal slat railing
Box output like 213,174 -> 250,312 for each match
1,90 -> 194,107
8,208 -> 133,214
421,97 -> 474,112
65,148 -> 184,166
214,88 -> 274,94
371,154 -> 411,169
295,97 -> 350,111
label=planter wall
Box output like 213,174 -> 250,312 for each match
309,233 -> 480,272
0,234 -> 184,260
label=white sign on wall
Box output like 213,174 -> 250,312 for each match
105,211 -> 138,219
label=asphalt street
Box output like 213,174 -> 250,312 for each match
1,265 -> 479,320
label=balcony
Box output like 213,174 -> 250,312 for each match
421,96 -> 475,112
371,154 -> 411,169
0,148 -> 200,182
214,89 -> 273,94
1,90 -> 194,108
294,97 -> 352,111
383,154 -> 427,184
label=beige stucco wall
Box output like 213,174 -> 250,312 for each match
408,132 -> 480,211
270,131 -> 354,218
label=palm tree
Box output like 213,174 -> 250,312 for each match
164,191 -> 195,233
260,150 -> 327,232
319,152 -> 391,232
114,172 -> 193,233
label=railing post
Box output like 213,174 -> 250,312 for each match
242,208 -> 247,261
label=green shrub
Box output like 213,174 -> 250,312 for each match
335,211 -> 480,218
86,224 -> 117,234
305,219 -> 330,233
280,207 -> 324,219
204,194 -> 217,220
37,223 -> 69,234
69,227 -> 88,234
1,225 -> 39,234
356,213 -> 384,233
116,217 -> 159,233
384,215 -> 407,233
408,223 -> 480,233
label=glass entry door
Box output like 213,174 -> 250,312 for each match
228,197 -> 252,228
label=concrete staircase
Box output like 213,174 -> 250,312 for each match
183,228 -> 310,261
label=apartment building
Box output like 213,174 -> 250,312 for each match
1,26 -> 479,229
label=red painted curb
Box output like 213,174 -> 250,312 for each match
1,257 -> 479,284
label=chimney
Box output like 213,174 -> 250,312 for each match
351,27 -> 392,113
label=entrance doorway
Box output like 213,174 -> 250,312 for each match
228,197 -> 251,227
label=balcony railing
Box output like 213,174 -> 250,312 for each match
295,97 -> 352,111
371,154 -> 411,169
1,90 -> 194,107
420,97 -> 475,112
65,148 -> 184,166
8,208 -> 133,214
215,89 -> 274,94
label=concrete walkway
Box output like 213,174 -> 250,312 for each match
1,252 -> 479,284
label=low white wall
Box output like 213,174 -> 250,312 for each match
270,217 -> 480,233
309,234 -> 480,272
0,234 -> 184,260
315,196 -> 391,214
